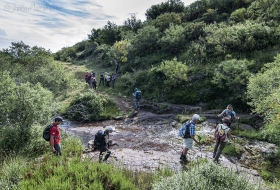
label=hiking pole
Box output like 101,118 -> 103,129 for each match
197,136 -> 202,158
237,118 -> 240,135
233,137 -> 239,174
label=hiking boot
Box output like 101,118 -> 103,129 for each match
213,159 -> 220,164
180,154 -> 188,164
180,158 -> 188,164
212,153 -> 216,158
180,154 -> 185,160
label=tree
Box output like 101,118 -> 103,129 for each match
122,14 -> 143,33
230,8 -> 247,23
151,58 -> 188,94
88,21 -> 121,46
152,12 -> 182,32
114,39 -> 131,63
212,59 -> 252,107
145,0 -> 185,20
131,25 -> 160,56
158,24 -> 186,54
247,54 -> 280,144
3,41 -> 53,71
0,71 -> 55,150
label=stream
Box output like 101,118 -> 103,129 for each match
60,113 -> 278,187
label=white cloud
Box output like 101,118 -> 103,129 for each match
0,0 -> 196,52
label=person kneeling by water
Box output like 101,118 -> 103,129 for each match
94,127 -> 115,162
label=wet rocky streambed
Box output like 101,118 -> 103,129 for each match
60,109 -> 278,186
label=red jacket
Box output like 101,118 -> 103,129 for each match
50,123 -> 60,145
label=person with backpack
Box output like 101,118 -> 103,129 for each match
179,114 -> 201,164
213,117 -> 234,163
94,127 -> 115,162
84,72 -> 91,84
99,72 -> 105,86
105,73 -> 111,87
217,104 -> 239,127
49,116 -> 63,156
133,88 -> 142,110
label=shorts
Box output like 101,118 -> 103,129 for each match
183,138 -> 193,150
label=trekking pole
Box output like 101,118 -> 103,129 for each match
237,118 -> 240,135
233,137 -> 239,173
197,136 -> 202,158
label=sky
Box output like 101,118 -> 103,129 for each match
0,0 -> 196,53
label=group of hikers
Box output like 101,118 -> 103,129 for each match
179,104 -> 239,164
84,71 -> 116,89
47,91 -> 239,165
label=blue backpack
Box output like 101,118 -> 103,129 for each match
178,121 -> 192,138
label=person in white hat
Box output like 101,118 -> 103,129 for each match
180,114 -> 201,164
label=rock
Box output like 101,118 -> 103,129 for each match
113,116 -> 125,120
171,121 -> 178,127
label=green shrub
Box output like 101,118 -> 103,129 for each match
0,156 -> 28,190
18,156 -> 137,190
152,162 -> 262,190
65,92 -> 117,121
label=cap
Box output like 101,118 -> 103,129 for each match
54,116 -> 63,122
192,114 -> 200,121
227,104 -> 233,108
134,88 -> 138,91
106,126 -> 115,132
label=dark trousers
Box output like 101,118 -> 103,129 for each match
213,140 -> 227,161
99,145 -> 111,161
99,79 -> 104,86
112,80 -> 115,88
92,82 -> 97,89
54,143 -> 62,156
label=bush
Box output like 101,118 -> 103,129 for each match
18,156 -> 137,190
152,162 -> 262,190
65,92 -> 117,121
0,156 -> 28,190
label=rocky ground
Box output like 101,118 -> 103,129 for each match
61,98 -> 278,187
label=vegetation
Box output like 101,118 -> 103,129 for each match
153,162 -> 261,190
1,0 -> 280,189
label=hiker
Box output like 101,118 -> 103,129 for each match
89,75 -> 94,88
111,73 -> 116,88
180,114 -> 201,164
92,77 -> 97,89
115,62 -> 119,73
213,117 -> 234,163
99,72 -> 105,86
105,73 -> 111,87
50,116 -> 63,156
133,88 -> 141,109
84,72 -> 90,84
91,70 -> 96,78
94,127 -> 115,162
217,104 -> 239,127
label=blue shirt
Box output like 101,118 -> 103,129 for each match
222,109 -> 236,118
189,121 -> 196,136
